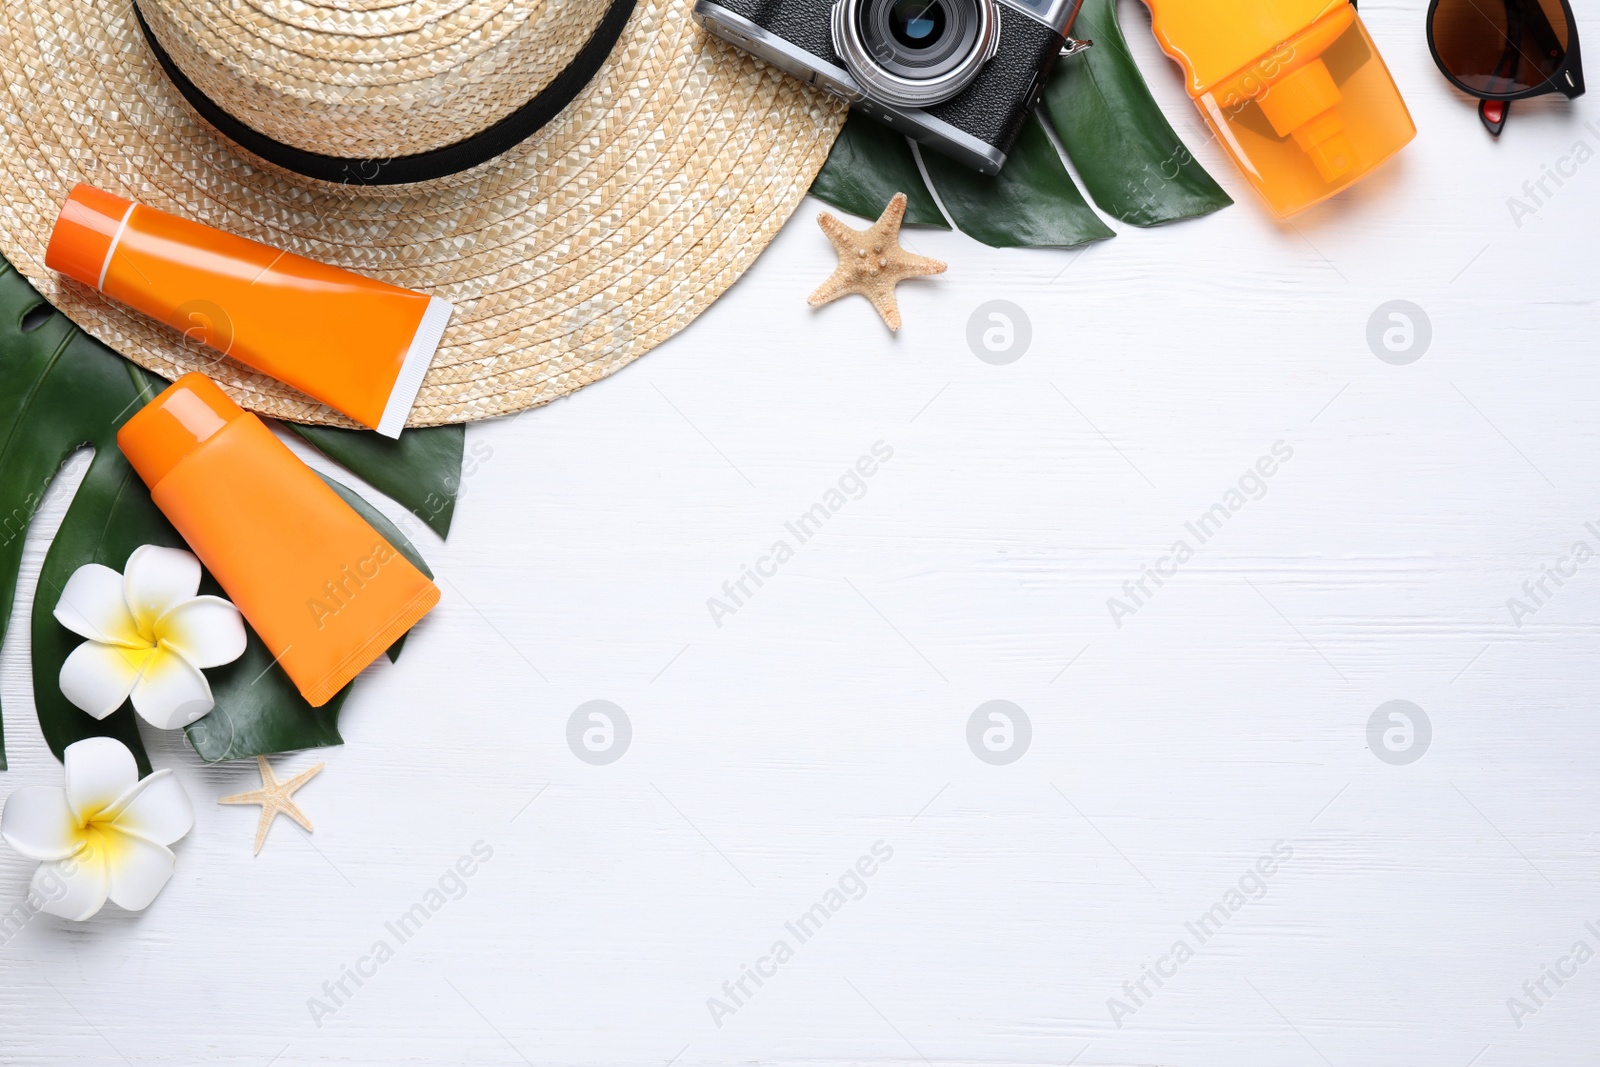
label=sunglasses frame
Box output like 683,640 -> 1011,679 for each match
1426,0 -> 1585,103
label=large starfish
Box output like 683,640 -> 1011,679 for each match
807,192 -> 946,332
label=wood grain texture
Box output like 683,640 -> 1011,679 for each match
2,4 -> 1598,1063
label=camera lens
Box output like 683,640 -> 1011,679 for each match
860,0 -> 980,80
888,0 -> 946,47
831,0 -> 998,107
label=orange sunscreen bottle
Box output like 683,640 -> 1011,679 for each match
1142,0 -> 1415,217
47,183 -> 451,437
118,373 -> 440,706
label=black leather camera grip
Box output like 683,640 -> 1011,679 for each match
712,0 -> 842,63
927,13 -> 1064,151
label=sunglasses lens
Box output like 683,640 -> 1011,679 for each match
1432,0 -> 1571,93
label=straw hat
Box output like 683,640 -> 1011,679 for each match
0,0 -> 845,426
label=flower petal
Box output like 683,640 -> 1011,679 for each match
106,770 -> 193,846
58,641 -> 148,719
64,736 -> 140,823
103,830 -> 176,912
33,853 -> 109,921
53,564 -> 141,647
129,649 -> 214,730
156,596 -> 246,669
1,787 -> 80,861
123,546 -> 201,632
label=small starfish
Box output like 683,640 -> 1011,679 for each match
808,192 -> 946,331
218,756 -> 324,854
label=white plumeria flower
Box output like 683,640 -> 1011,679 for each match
0,737 -> 194,920
55,545 -> 246,730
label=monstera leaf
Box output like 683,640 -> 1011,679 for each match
809,112 -> 950,229
808,0 -> 1231,245
1044,0 -> 1233,226
918,112 -> 1114,248
0,257 -> 460,772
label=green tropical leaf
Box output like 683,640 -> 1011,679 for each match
918,112 -> 1115,248
286,422 -> 465,539
27,390 -> 172,777
811,111 -> 949,227
0,262 -> 171,773
0,255 -> 444,769
1042,0 -> 1233,226
805,0 -> 1232,245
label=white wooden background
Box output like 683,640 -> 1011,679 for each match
3,1 -> 1598,1063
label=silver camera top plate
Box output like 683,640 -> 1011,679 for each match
992,0 -> 1078,34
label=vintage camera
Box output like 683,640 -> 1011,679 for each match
693,0 -> 1086,174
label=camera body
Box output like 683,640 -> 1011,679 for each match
694,0 -> 1082,174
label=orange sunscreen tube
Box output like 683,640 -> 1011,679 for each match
1142,0 -> 1415,217
47,183 -> 451,437
118,373 -> 440,706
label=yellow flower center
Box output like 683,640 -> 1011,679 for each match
130,601 -> 168,648
70,809 -> 131,868
113,644 -> 161,677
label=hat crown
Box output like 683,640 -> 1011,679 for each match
140,0 -> 616,160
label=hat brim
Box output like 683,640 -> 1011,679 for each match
0,0 -> 845,427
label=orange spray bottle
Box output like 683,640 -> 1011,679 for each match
118,373 -> 440,706
1142,0 -> 1415,217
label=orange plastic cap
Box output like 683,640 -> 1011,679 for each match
118,373 -> 245,489
44,183 -> 135,289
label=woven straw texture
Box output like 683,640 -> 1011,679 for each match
139,0 -> 615,157
0,0 -> 846,427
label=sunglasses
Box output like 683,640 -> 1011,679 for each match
1426,0 -> 1585,135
